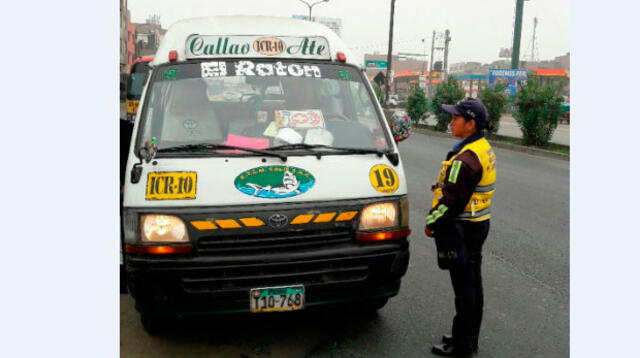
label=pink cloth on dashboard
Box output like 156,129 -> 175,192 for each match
221,134 -> 269,153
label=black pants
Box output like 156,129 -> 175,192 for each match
444,220 -> 490,353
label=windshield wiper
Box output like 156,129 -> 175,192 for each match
267,143 -> 328,159
157,143 -> 287,161
268,143 -> 399,165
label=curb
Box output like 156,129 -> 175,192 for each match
411,127 -> 570,161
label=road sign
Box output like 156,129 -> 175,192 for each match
365,60 -> 388,69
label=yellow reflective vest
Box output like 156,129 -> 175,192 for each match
431,137 -> 496,222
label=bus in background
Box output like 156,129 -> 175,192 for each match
125,56 -> 154,121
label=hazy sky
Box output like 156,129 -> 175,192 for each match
128,0 -> 570,66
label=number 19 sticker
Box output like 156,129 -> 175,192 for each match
369,165 -> 399,194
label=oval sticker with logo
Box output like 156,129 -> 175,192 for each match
253,37 -> 285,56
235,166 -> 315,199
369,165 -> 399,194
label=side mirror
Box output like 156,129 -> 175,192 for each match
389,111 -> 411,143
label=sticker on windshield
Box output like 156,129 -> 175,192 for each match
234,166 -> 315,199
234,61 -> 322,78
275,110 -> 325,129
146,172 -> 197,200
369,165 -> 399,194
201,60 -> 323,78
163,69 -> 178,80
257,111 -> 268,123
201,61 -> 228,78
337,70 -> 351,81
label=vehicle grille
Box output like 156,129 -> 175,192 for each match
196,228 -> 353,254
179,255 -> 387,295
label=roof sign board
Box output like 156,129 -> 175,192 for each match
365,60 -> 388,69
185,35 -> 331,60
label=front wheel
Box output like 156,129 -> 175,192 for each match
355,297 -> 389,315
140,314 -> 173,336
120,264 -> 128,294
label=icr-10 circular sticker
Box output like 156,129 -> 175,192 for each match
369,165 -> 399,194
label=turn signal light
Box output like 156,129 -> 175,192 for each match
356,229 -> 411,242
125,244 -> 192,255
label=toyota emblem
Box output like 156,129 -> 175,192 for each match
268,214 -> 289,228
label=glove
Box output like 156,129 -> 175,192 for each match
424,226 -> 434,238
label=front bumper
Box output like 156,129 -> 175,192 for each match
124,197 -> 410,316
126,240 -> 409,316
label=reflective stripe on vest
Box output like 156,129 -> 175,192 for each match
457,207 -> 491,219
474,184 -> 495,193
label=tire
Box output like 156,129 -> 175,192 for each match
120,264 -> 128,294
140,314 -> 172,336
355,297 -> 389,314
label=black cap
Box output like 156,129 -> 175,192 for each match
441,98 -> 489,129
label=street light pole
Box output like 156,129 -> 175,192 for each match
297,0 -> 329,21
384,0 -> 396,108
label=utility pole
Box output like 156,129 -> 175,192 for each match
384,0 -> 396,107
428,30 -> 435,92
511,0 -> 525,69
530,17 -> 538,62
442,29 -> 451,80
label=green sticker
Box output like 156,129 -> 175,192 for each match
163,69 -> 178,80
234,165 -> 315,199
337,70 -> 351,81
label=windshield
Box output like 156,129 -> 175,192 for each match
127,62 -> 151,99
137,60 -> 392,156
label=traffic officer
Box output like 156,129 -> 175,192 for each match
424,98 -> 496,357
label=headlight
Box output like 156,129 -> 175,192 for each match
140,215 -> 189,243
358,202 -> 398,231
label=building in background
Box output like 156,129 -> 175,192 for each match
449,62 -> 484,75
126,21 -> 136,72
292,15 -> 342,37
363,52 -> 432,99
120,0 -> 129,73
134,15 -> 166,58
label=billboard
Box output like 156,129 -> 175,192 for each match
488,69 -> 529,96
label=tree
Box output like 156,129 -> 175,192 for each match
478,82 -> 509,135
430,75 -> 465,132
406,84 -> 429,125
371,82 -> 385,106
513,75 -> 564,146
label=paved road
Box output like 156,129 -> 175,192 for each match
120,132 -> 569,357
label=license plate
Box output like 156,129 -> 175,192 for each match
250,285 -> 305,313
126,100 -> 139,115
145,172 -> 197,200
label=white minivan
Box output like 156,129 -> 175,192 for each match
121,16 -> 411,334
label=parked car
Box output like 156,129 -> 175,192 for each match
560,103 -> 570,124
